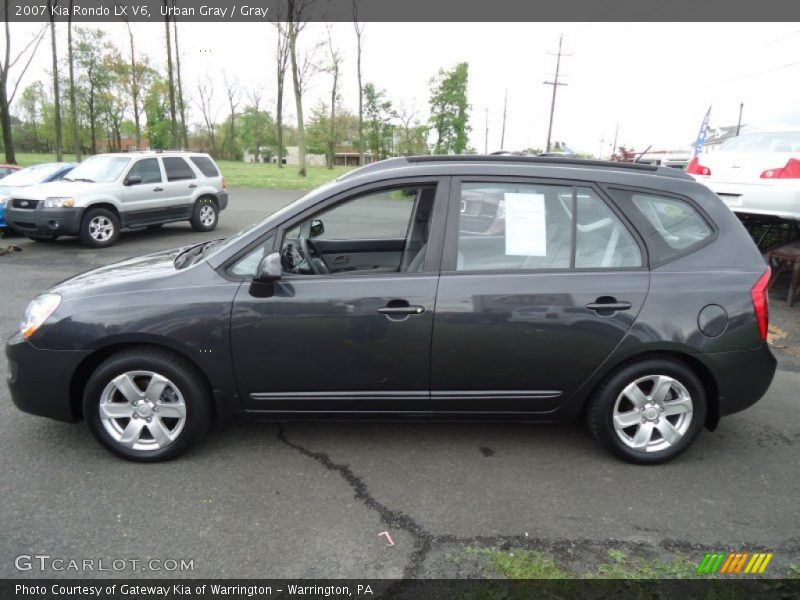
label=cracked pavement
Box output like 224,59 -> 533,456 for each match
1,188 -> 798,579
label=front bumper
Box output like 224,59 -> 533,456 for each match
698,343 -> 777,417
0,204 -> 6,228
5,206 -> 83,236
6,334 -> 89,423
216,191 -> 229,211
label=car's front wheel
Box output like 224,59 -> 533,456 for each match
587,357 -> 707,465
83,348 -> 212,461
79,207 -> 120,248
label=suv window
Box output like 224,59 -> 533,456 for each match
575,187 -> 642,268
162,157 -> 196,181
127,158 -> 162,184
608,188 -> 712,263
190,156 -> 220,177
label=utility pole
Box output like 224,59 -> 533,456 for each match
736,102 -> 744,136
484,107 -> 489,154
543,34 -> 569,153
611,124 -> 619,157
500,89 -> 507,150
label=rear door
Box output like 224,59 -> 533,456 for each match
160,156 -> 198,210
431,177 -> 649,412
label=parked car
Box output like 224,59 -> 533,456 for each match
4,151 -> 227,247
0,162 -> 75,232
6,156 -> 775,464
687,130 -> 800,221
0,164 -> 21,178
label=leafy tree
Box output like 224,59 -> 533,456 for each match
238,104 -> 277,161
74,27 -> 111,154
363,82 -> 394,160
144,78 -> 172,149
428,62 -> 471,155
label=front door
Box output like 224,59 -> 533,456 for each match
230,179 -> 448,412
121,158 -> 167,221
431,179 -> 649,412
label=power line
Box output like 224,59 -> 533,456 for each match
544,34 -> 570,153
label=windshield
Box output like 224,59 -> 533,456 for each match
65,156 -> 130,183
720,132 -> 800,153
203,182 -> 340,260
0,163 -> 66,186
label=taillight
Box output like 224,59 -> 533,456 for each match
222,177 -> 228,191
751,268 -> 771,342
686,156 -> 711,176
760,158 -> 800,179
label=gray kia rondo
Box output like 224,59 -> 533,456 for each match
6,156 -> 776,464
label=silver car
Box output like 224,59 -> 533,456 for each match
688,130 -> 800,221
5,151 -> 228,247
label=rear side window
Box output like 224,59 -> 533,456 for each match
608,188 -> 712,263
190,156 -> 220,177
162,157 -> 196,181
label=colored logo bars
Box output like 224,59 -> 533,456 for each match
697,552 -> 773,574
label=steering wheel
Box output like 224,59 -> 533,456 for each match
299,235 -> 330,275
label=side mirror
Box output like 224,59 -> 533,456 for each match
310,219 -> 324,238
250,252 -> 282,298
125,174 -> 142,186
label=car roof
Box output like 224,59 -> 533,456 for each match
91,151 -> 213,158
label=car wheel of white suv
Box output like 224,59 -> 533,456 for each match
79,207 -> 120,248
190,197 -> 219,232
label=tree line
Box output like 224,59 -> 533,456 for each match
0,0 -> 473,176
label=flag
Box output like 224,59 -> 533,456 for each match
693,106 -> 712,157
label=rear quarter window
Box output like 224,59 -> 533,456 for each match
190,156 -> 220,177
607,188 -> 712,264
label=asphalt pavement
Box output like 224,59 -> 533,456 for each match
0,188 -> 798,579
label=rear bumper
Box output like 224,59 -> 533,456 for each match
216,191 -> 229,211
699,343 -> 777,417
6,334 -> 88,423
6,206 -> 83,236
703,179 -> 800,221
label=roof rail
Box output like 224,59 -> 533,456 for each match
408,154 -> 664,170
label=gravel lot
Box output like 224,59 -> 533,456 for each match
1,188 -> 798,579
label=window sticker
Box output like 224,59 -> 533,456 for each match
504,193 -> 547,256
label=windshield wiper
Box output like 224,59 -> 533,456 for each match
71,177 -> 95,183
174,239 -> 223,269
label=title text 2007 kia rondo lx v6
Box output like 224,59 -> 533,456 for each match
7,156 -> 776,464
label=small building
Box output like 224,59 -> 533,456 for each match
96,136 -> 149,153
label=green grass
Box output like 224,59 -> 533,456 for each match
12,153 -> 352,190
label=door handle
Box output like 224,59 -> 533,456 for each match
585,297 -> 632,315
188,183 -> 197,188
378,300 -> 425,317
153,186 -> 164,192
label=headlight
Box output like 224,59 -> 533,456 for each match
0,195 -> 9,207
44,197 -> 75,208
20,294 -> 61,339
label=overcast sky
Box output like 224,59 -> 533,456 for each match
6,21 -> 800,155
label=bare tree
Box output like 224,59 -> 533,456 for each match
352,1 -> 365,165
223,75 -> 240,159
163,0 -> 177,148
287,0 -> 317,177
247,88 -> 263,163
47,0 -> 63,160
396,102 -> 418,156
123,20 -> 141,149
172,1 -> 188,148
67,0 -> 80,159
0,7 -> 46,163
194,77 -> 218,156
273,20 -> 290,168
324,26 -> 342,170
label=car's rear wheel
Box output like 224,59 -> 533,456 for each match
83,348 -> 212,461
190,197 -> 218,232
587,358 -> 707,465
79,207 -> 120,248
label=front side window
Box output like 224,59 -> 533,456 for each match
162,157 -> 196,181
575,187 -> 642,268
280,187 -> 431,276
127,158 -> 162,184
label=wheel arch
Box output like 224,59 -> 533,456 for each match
580,349 -> 720,431
82,201 -> 122,222
69,341 -> 225,423
195,193 -> 219,209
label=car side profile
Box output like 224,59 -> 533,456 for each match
6,156 -> 776,464
0,162 -> 76,232
5,151 -> 228,247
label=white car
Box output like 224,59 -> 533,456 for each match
687,131 -> 800,221
5,151 -> 228,247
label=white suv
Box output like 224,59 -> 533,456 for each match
5,151 -> 228,248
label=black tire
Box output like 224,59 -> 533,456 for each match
26,233 -> 59,242
79,207 -> 120,248
586,357 -> 707,465
190,197 -> 219,232
83,347 -> 212,462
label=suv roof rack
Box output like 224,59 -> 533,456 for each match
406,154 -> 694,179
